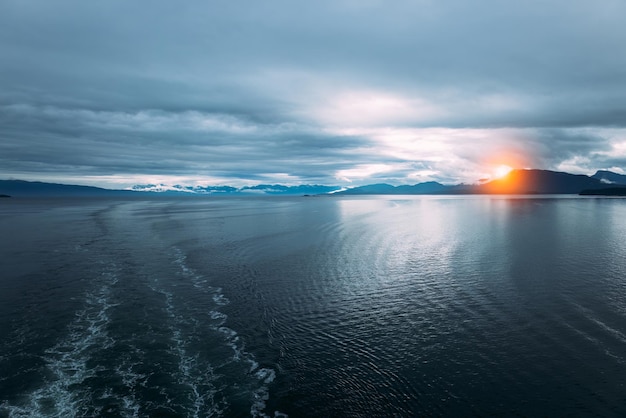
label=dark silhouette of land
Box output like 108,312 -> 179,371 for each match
0,180 -> 138,197
476,169 -> 606,194
339,181 -> 450,195
0,180 -> 342,197
337,169 -> 626,195
580,187 -> 626,196
129,183 -> 341,195
3,169 -> 626,197
591,170 -> 626,184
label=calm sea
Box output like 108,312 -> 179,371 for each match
1,195 -> 626,417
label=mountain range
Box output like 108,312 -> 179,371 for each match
2,169 -> 626,197
335,169 -> 626,195
0,180 -> 342,197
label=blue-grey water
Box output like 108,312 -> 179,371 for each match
1,195 -> 626,417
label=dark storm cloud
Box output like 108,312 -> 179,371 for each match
0,104 -> 375,184
1,0 -> 626,186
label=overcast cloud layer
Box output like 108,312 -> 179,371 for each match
2,0 -> 626,187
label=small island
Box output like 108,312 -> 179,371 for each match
0,194 -> 11,198
580,187 -> 626,196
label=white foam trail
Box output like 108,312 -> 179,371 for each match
112,354 -> 147,418
2,270 -> 121,418
250,367 -> 278,418
148,280 -> 221,418
171,246 -> 285,418
172,249 -> 230,306
213,292 -> 230,306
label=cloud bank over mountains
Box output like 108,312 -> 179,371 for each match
2,0 -> 626,188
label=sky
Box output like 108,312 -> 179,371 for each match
2,0 -> 626,188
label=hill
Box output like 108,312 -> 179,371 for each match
591,170 -> 626,185
0,180 -> 342,197
3,170 -> 626,197
476,169 -> 606,194
337,170 -> 611,195
580,187 -> 626,196
0,180 -> 138,197
338,182 -> 449,195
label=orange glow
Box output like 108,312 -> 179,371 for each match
483,165 -> 528,194
482,148 -> 532,193
493,164 -> 513,179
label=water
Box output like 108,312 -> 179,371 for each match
1,195 -> 626,417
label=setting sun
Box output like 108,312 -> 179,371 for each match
494,164 -> 513,179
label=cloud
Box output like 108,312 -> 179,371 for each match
0,104 -> 376,186
1,0 -> 626,187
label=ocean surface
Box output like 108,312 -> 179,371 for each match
1,195 -> 626,417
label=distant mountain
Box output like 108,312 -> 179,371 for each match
239,184 -> 342,195
338,182 -> 450,194
4,170 -> 626,197
591,170 -> 626,185
394,182 -> 451,194
130,184 -> 238,194
476,169 -> 606,194
335,169 -> 624,195
0,180 -> 138,197
0,180 -> 342,197
130,183 -> 341,195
